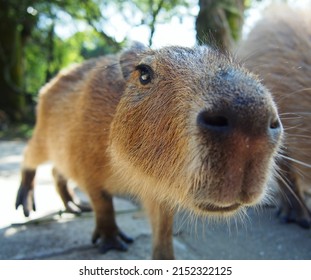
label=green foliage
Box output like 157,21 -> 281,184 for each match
1,0 -> 126,122
0,123 -> 34,140
220,0 -> 244,41
117,0 -> 192,45
21,0 -> 193,98
2,0 -> 254,125
24,33 -> 47,96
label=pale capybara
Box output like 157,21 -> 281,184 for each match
237,5 -> 311,228
15,42 -> 283,259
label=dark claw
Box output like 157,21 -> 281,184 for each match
92,229 -> 133,253
296,219 -> 311,229
16,169 -> 36,217
277,208 -> 294,223
74,202 -> 93,213
99,237 -> 128,254
15,185 -> 36,217
119,230 -> 134,244
279,215 -> 292,224
277,208 -> 311,229
92,231 -> 100,245
65,201 -> 82,215
64,201 -> 92,215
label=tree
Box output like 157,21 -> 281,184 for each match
196,0 -> 246,51
0,0 -> 123,122
78,0 -> 192,47
0,0 -> 39,121
0,0 -> 193,123
130,0 -> 191,46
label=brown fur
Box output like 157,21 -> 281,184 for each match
237,4 -> 311,228
16,43 -> 282,259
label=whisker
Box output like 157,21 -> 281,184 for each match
285,87 -> 311,96
280,117 -> 304,121
289,112 -> 311,116
174,209 -> 188,236
284,134 -> 311,140
283,125 -> 303,132
274,169 -> 300,206
274,87 -> 311,103
274,174 -> 310,219
279,154 -> 311,168
279,112 -> 302,116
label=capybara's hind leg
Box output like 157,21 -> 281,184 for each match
16,137 -> 46,217
52,167 -> 92,214
15,168 -> 36,217
90,189 -> 133,253
277,159 -> 311,229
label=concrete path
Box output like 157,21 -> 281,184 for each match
0,140 -> 310,260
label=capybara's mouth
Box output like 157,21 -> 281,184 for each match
196,202 -> 241,213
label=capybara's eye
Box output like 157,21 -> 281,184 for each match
136,64 -> 153,85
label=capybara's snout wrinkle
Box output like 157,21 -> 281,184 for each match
18,43 -> 283,259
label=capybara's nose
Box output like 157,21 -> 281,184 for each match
197,111 -> 230,133
197,108 -> 282,139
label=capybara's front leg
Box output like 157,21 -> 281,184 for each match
90,189 -> 133,253
15,168 -> 36,217
144,199 -> 175,259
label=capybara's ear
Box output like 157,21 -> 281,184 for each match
120,42 -> 148,80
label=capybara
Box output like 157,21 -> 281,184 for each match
237,4 -> 311,228
15,42 -> 283,259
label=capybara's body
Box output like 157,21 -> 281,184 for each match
237,5 -> 311,228
16,43 -> 283,259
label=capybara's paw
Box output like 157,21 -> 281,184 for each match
15,185 -> 36,217
277,208 -> 311,229
92,228 -> 133,254
297,218 -> 311,229
98,237 -> 129,254
65,201 -> 93,215
118,230 -> 134,244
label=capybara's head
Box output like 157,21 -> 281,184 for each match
109,43 -> 283,217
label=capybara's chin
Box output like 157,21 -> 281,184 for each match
188,140 -> 275,215
186,158 -> 275,216
188,179 -> 266,216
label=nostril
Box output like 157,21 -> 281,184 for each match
197,111 -> 230,132
270,117 -> 281,130
269,117 -> 282,141
205,115 -> 229,127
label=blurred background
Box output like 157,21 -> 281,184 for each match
0,0 -> 310,136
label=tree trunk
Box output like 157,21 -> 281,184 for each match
0,0 -> 37,122
45,21 -> 56,82
0,17 -> 26,121
196,0 -> 245,51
